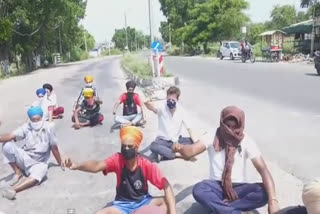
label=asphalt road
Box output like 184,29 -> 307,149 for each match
163,56 -> 320,181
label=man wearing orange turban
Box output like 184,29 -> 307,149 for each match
65,126 -> 176,214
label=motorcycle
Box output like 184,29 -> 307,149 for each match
314,51 -> 320,75
241,48 -> 255,63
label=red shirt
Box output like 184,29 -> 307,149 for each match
119,93 -> 142,106
103,153 -> 168,201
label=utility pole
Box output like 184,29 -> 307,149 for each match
124,13 -> 129,50
311,7 -> 316,57
148,0 -> 153,46
169,23 -> 172,46
84,32 -> 88,52
58,25 -> 62,54
108,41 -> 111,55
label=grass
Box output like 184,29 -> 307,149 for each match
121,54 -> 173,79
121,54 -> 153,79
101,48 -> 122,56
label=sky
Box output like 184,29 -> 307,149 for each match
82,0 -> 305,44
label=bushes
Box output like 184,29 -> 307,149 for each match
283,42 -> 296,55
121,54 -> 152,79
121,54 -> 174,78
101,48 -> 122,56
70,47 -> 89,62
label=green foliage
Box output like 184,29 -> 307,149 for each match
247,23 -> 265,45
101,49 -> 122,56
283,42 -> 297,54
252,40 -> 268,57
70,46 -> 88,62
0,0 -> 95,75
269,5 -> 297,29
112,28 -> 149,51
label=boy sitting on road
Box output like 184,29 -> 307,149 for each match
72,88 -> 104,129
112,80 -> 146,128
65,126 -> 176,214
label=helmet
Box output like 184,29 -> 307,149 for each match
84,75 -> 93,83
83,88 -> 94,98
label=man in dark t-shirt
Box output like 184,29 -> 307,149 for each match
113,80 -> 146,128
72,88 -> 104,129
66,126 -> 176,214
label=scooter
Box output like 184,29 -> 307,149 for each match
314,51 -> 320,75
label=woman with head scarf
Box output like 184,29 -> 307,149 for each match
172,106 -> 280,214
0,106 -> 67,200
43,83 -> 64,119
112,80 -> 146,129
65,126 -> 176,214
72,88 -> 104,129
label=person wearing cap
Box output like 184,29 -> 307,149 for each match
112,80 -> 146,128
43,83 -> 64,119
32,88 -> 52,121
65,126 -> 176,214
74,75 -> 100,110
0,106 -> 66,200
72,88 -> 104,129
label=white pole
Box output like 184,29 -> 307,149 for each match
148,0 -> 153,46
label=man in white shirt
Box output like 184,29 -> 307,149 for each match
43,83 -> 64,119
172,106 -> 280,214
0,106 -> 66,200
144,86 -> 198,162
32,88 -> 51,121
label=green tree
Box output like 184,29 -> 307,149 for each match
247,23 -> 265,45
269,5 -> 297,29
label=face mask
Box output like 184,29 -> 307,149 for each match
86,83 -> 93,87
121,147 -> 137,160
167,99 -> 176,110
30,120 -> 44,131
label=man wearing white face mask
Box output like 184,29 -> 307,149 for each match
0,106 -> 67,200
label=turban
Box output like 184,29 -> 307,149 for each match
126,80 -> 136,90
27,106 -> 43,118
36,88 -> 46,97
303,179 -> 320,214
83,88 -> 94,98
120,126 -> 143,148
84,75 -> 93,83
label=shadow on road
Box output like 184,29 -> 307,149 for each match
305,73 -> 319,77
183,202 -> 211,214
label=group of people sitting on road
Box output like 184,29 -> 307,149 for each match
1,78 -> 320,214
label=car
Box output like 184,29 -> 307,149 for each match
218,41 -> 241,60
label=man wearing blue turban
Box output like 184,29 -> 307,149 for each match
32,88 -> 52,122
0,106 -> 67,200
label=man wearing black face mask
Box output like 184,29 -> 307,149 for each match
112,80 -> 146,128
66,126 -> 176,214
144,86 -> 198,162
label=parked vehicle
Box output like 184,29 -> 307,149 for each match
218,41 -> 241,60
241,47 -> 255,63
314,51 -> 320,75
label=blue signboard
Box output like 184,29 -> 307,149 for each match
151,41 -> 162,53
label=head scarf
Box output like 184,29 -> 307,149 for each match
126,80 -> 136,90
43,83 -> 53,92
303,179 -> 320,214
120,126 -> 143,148
36,88 -> 46,97
84,75 -> 93,83
27,106 -> 43,118
83,88 -> 94,99
213,106 -> 245,201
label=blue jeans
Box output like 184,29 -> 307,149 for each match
193,180 -> 268,214
112,194 -> 152,214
